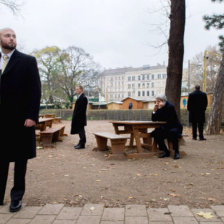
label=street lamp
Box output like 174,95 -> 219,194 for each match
203,50 -> 209,92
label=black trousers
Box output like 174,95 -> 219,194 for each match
192,121 -> 204,139
0,160 -> 27,203
152,128 -> 179,152
78,127 -> 86,145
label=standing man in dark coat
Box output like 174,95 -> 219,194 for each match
187,85 -> 208,140
71,85 -> 88,149
151,95 -> 183,160
0,28 -> 41,212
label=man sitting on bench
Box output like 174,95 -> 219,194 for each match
151,95 -> 183,160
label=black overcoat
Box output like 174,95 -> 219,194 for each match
70,93 -> 88,134
0,50 -> 41,162
151,101 -> 183,136
187,90 -> 208,123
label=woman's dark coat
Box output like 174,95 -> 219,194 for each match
70,93 -> 88,134
0,50 -> 41,162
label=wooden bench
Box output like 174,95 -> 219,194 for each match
93,132 -> 129,159
40,125 -> 65,147
53,117 -> 62,124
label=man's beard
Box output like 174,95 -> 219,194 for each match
0,41 -> 16,50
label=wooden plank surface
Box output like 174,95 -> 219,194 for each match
93,132 -> 129,140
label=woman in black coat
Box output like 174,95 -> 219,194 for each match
151,95 -> 182,160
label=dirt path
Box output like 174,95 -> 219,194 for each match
5,121 -> 224,208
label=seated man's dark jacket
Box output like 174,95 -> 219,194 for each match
151,101 -> 183,137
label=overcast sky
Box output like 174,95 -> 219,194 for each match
0,0 -> 223,69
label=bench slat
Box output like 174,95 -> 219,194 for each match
41,125 -> 65,134
94,132 -> 128,140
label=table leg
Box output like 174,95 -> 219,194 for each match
130,133 -> 134,147
133,129 -> 143,153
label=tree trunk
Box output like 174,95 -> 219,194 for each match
206,52 -> 224,134
166,0 -> 186,118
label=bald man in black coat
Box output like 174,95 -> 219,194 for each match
0,28 -> 41,212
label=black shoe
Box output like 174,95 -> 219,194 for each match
10,200 -> 22,212
174,152 -> 180,160
192,137 -> 197,140
159,151 -> 170,158
199,137 -> 206,140
75,144 -> 85,149
74,143 -> 80,148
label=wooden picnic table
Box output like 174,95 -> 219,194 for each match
36,118 -> 54,131
110,120 -> 166,159
39,114 -> 56,118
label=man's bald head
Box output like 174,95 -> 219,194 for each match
0,28 -> 15,37
0,28 -> 17,52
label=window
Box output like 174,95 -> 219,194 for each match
158,74 -> 161,79
151,82 -> 154,88
138,83 -> 141,88
132,83 -> 135,89
147,83 -> 149,88
163,73 -> 166,79
142,91 -> 145,96
151,74 -> 154,80
138,91 -> 141,96
132,76 -> 135,81
142,83 -> 145,88
147,74 -> 150,80
152,91 -> 154,96
128,84 -> 131,89
128,92 -> 131,97
128,76 -> 131,81
142,74 -> 145,80
138,75 -> 141,80
147,91 -> 150,96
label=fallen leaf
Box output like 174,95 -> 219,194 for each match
196,212 -> 214,219
208,197 -> 216,202
89,206 -> 95,211
101,169 -> 108,171
169,193 -> 180,197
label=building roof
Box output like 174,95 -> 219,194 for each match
121,97 -> 155,102
99,65 -> 167,77
107,101 -> 123,105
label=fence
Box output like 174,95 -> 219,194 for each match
40,109 -> 191,125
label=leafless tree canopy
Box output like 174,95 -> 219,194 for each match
0,0 -> 21,14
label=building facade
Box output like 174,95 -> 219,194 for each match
98,65 -> 167,102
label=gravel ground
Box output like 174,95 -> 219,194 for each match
5,120 -> 224,208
